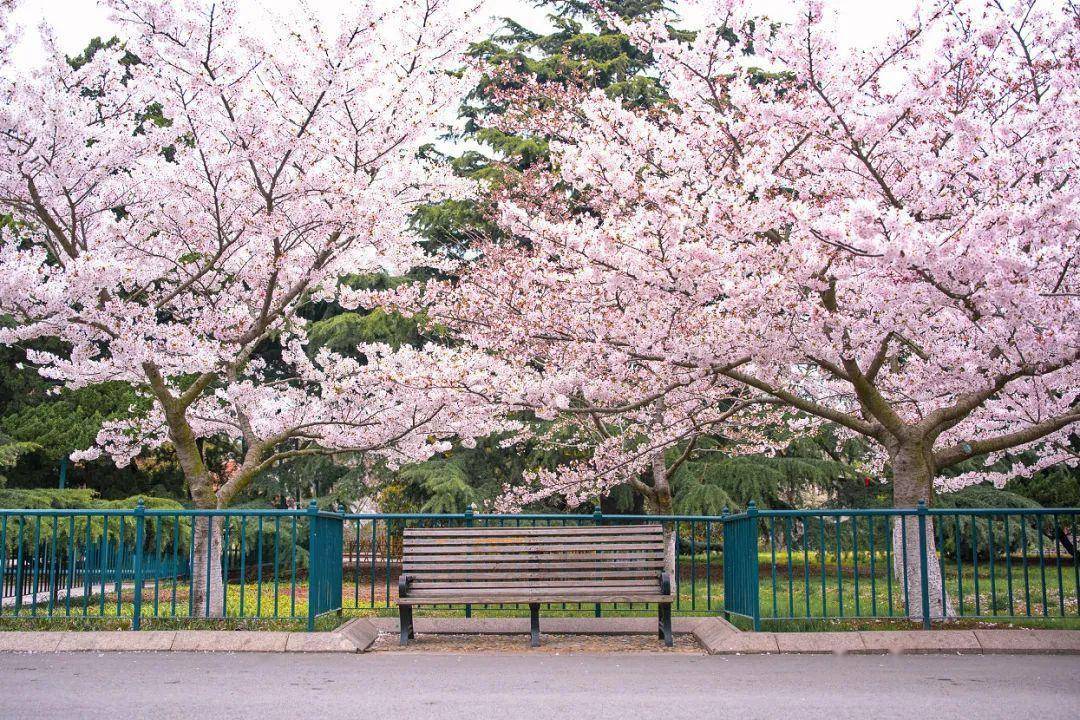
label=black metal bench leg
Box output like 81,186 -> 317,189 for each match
399,606 -> 413,646
661,603 -> 673,647
529,603 -> 540,647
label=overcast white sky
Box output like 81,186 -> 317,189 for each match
10,0 -> 916,70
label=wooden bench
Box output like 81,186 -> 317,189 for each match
397,524 -> 674,647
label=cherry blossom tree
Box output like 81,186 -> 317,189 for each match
0,0 -> 503,615
415,0 -> 1079,617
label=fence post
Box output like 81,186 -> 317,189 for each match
720,507 -> 729,622
464,503 -> 474,619
917,501 -> 931,630
747,501 -> 761,632
132,500 -> 145,631
307,500 -> 319,632
593,505 -> 603,618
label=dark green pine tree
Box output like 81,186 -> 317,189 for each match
378,1 -> 674,513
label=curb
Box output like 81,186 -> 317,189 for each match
689,619 -> 1080,655
0,618 -> 379,654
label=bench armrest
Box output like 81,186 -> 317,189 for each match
660,571 -> 671,595
398,573 -> 411,599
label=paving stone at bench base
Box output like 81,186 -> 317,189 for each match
336,618 -> 378,651
56,631 -> 175,652
974,630 -> 1080,654
858,630 -> 981,654
0,631 -> 65,652
170,630 -> 289,652
285,632 -> 358,653
775,632 -> 867,654
696,630 -> 779,655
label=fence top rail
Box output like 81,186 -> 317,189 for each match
0,508 -> 325,518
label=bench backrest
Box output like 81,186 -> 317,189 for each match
401,524 -> 666,594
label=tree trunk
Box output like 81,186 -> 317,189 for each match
646,450 -> 677,578
890,442 -> 954,620
190,515 -> 225,618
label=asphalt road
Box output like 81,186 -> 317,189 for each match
1,652 -> 1077,720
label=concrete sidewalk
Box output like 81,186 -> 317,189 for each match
0,616 -> 1077,654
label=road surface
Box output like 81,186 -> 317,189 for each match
0,651 -> 1077,719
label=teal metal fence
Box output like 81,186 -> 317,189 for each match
1,503 -> 1076,630
737,504 -> 1079,630
0,501 -> 343,630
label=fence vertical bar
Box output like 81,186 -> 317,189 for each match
291,515 -> 298,618
852,516 -> 860,618
971,514 -> 980,616
307,500 -> 318,632
769,515 -> 777,619
0,516 -> 7,613
369,519 -> 376,609
13,517 -> 24,615
30,516 -> 41,617
463,504 -> 474,619
1037,518 -> 1047,616
802,515 -> 811,618
1053,514 -> 1064,617
84,517 -> 93,617
593,506 -> 603,618
66,515 -> 75,617
256,516 -> 264,618
223,518 -> 232,618
748,502 -> 760,631
153,516 -> 162,619
239,516 -> 247,617
133,500 -> 145,631
1004,514 -> 1014,616
706,519 -> 713,613
988,514 -> 997,616
274,516 -> 281,619
835,515 -> 843,618
720,507 -> 729,622
1021,515 -> 1031,616
47,515 -> 58,617
868,517 -> 877,618
114,516 -> 125,617
917,502 -> 931,629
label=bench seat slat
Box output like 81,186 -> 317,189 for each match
411,579 -> 658,588
400,542 -> 663,554
404,560 -> 666,572
401,557 -> 660,565
400,593 -> 674,605
403,525 -> 663,537
404,534 -> 663,547
405,572 -> 659,582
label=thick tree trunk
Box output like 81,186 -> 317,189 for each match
646,450 -> 677,578
190,515 -> 225,617
890,442 -> 954,620
161,407 -> 226,618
